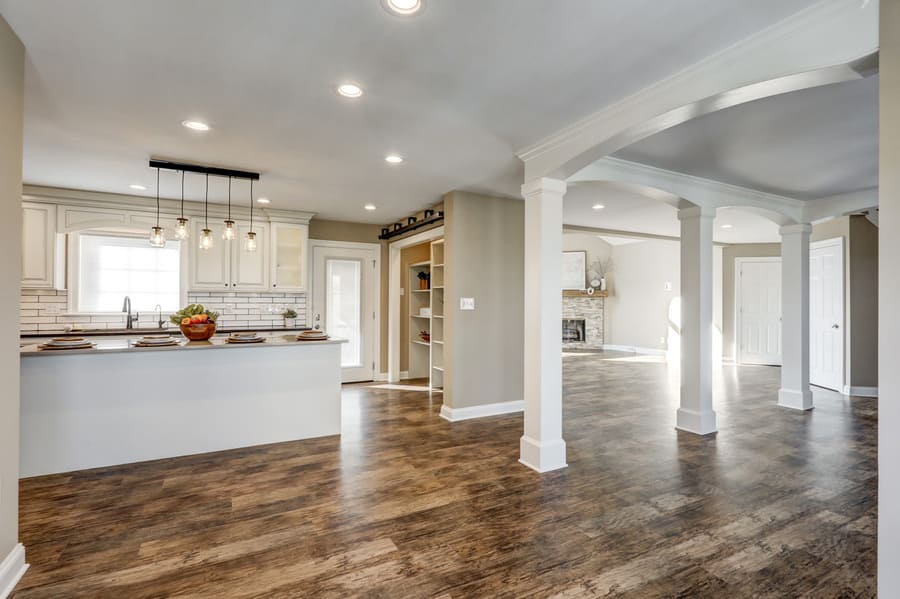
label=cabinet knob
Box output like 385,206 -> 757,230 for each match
273,284 -> 277,288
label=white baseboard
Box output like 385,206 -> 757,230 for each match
400,371 -> 409,380
601,344 -> 667,356
440,400 -> 524,422
842,385 -> 878,398
0,544 -> 28,599
374,371 -> 411,382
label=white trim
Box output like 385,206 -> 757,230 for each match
439,400 -> 523,422
810,236 -> 846,391
734,256 -> 782,366
374,372 -> 388,382
0,544 -> 28,599
388,226 -> 445,383
842,385 -> 878,398
600,344 -> 667,356
309,239 -> 382,382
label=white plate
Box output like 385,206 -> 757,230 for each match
47,337 -> 90,346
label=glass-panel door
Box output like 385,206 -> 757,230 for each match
312,243 -> 378,383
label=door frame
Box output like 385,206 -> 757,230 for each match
734,256 -> 782,366
387,226 -> 444,383
309,239 -> 382,381
810,236 -> 846,392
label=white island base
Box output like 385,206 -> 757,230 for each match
20,337 -> 344,477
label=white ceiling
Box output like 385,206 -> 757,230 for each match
1,0 -> 820,223
563,182 -> 781,243
614,76 -> 879,201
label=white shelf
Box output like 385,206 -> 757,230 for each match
411,340 -> 430,347
432,285 -> 445,290
411,314 -> 431,319
433,263 -> 444,267
432,315 -> 444,319
410,261 -> 431,268
432,340 -> 444,345
412,289 -> 431,293
432,366 -> 444,372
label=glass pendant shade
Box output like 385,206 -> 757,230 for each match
199,228 -> 213,250
223,219 -> 236,241
149,226 -> 166,247
244,231 -> 257,252
174,217 -> 189,240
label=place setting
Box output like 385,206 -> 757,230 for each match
296,329 -> 329,341
37,337 -> 96,351
132,334 -> 180,348
226,332 -> 266,344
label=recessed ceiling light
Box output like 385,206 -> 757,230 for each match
385,154 -> 404,164
256,197 -> 271,204
364,203 -> 377,211
382,0 -> 422,15
337,83 -> 363,98
592,204 -> 605,210
721,224 -> 734,229
129,184 -> 146,191
181,120 -> 210,131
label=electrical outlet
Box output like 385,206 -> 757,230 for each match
400,287 -> 405,296
460,297 -> 475,311
663,282 -> 673,292
660,337 -> 667,345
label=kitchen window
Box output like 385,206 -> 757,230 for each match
73,232 -> 181,313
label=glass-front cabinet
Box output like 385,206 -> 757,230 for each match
269,222 -> 308,292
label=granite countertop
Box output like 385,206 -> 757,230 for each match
21,326 -> 312,340
20,332 -> 344,357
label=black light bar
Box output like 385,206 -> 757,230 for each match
149,159 -> 260,181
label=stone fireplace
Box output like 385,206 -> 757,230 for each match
562,295 -> 604,350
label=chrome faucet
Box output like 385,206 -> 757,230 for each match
123,296 -> 136,329
155,304 -> 164,329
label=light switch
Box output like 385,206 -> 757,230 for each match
663,282 -> 673,291
460,297 -> 475,311
400,287 -> 405,296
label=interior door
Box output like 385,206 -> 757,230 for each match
738,259 -> 782,365
312,244 -> 379,383
810,238 -> 844,391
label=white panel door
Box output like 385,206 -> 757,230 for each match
312,243 -> 379,383
810,239 -> 844,391
737,259 -> 782,365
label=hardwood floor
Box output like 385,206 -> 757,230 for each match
13,351 -> 876,597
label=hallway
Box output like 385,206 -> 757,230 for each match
14,352 -> 876,597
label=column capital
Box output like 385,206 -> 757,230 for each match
677,205 -> 716,220
521,177 -> 567,199
779,223 -> 812,236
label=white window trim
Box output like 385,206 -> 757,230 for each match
66,229 -> 190,316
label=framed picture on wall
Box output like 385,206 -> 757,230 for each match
561,251 -> 586,290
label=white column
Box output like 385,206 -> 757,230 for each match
677,205 -> 717,435
520,177 -> 567,472
778,223 -> 813,410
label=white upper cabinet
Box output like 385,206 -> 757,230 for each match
189,220 -> 270,291
231,222 -> 269,290
190,220 -> 231,290
22,202 -> 61,289
269,223 -> 308,292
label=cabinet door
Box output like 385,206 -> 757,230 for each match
22,203 -> 57,288
270,223 -> 308,292
232,222 -> 269,290
189,220 -> 231,290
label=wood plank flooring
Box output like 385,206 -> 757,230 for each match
13,351 -> 877,597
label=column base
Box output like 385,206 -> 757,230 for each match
675,408 -> 717,435
777,388 -> 814,411
519,435 -> 567,473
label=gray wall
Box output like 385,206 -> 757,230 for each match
444,191 -> 524,409
0,13 -> 24,566
880,0 -> 900,591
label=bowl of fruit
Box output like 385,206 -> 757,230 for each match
170,304 -> 220,341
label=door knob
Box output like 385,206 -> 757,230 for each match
832,324 -> 840,329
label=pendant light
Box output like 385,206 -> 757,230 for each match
149,167 -> 166,247
245,179 -> 257,252
199,173 -> 213,250
174,170 -> 189,239
223,176 -> 236,241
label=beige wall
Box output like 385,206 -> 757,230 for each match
444,191 -> 524,409
0,13 -> 24,565
880,2 -> 900,590
308,219 -> 389,372
399,242 -> 430,373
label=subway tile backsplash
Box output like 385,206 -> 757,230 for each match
20,289 -> 307,335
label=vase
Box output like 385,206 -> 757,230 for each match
419,279 -> 429,290
284,318 -> 296,329
600,277 -> 607,291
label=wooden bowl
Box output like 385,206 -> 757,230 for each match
179,322 -> 217,341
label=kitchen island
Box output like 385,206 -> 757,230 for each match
20,333 -> 345,477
